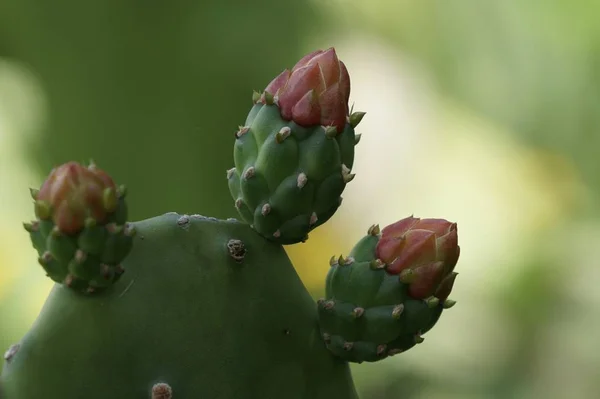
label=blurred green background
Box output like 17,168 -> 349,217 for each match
1,1 -> 600,398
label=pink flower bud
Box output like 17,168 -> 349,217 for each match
262,47 -> 351,133
36,162 -> 117,234
376,216 -> 461,299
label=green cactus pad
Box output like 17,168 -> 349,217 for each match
317,228 -> 449,363
25,189 -> 134,294
228,102 -> 359,245
1,213 -> 358,399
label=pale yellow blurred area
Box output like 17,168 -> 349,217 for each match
0,59 -> 54,306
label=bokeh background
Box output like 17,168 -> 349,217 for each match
1,1 -> 600,398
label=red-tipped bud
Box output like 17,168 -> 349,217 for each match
376,216 -> 461,300
380,230 -> 438,274
264,69 -> 291,96
406,261 -> 445,299
262,47 -> 351,133
291,89 -> 321,126
35,161 -> 118,234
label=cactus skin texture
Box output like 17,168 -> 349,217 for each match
0,213 -> 358,399
318,217 -> 460,363
25,161 -> 135,294
228,48 -> 365,245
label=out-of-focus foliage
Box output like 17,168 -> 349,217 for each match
328,0 -> 600,204
0,0 -> 321,221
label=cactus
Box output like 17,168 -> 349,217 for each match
317,218 -> 459,363
227,48 -> 363,245
25,161 -> 134,294
0,48 -> 461,398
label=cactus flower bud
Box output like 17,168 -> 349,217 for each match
35,161 -> 118,235
376,216 -> 460,300
26,161 -> 134,293
262,47 -> 351,133
318,216 -> 461,363
231,47 -> 361,244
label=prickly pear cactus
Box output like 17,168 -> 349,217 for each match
1,212 -> 358,399
317,217 -> 459,363
227,48 -> 366,245
0,47 -> 462,399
